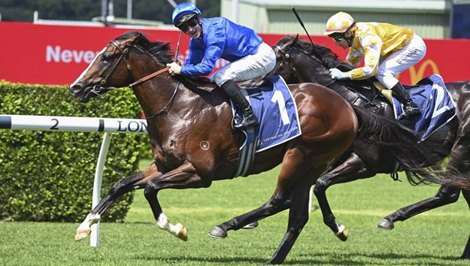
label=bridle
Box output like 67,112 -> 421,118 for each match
101,39 -> 171,88
88,40 -> 132,97
96,38 -> 179,118
102,40 -> 132,85
273,39 -> 336,87
273,38 -> 374,106
272,44 -> 297,75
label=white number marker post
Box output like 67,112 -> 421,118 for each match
0,114 -> 148,247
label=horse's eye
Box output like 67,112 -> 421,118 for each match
101,53 -> 112,63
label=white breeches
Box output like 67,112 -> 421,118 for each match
375,34 -> 427,89
214,42 -> 276,86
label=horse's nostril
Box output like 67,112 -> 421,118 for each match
70,85 -> 83,96
70,85 -> 80,91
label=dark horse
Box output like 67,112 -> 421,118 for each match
69,32 -> 464,264
261,35 -> 470,251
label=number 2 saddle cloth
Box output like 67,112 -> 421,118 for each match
393,74 -> 456,141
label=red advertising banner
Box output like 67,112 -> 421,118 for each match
0,22 -> 469,86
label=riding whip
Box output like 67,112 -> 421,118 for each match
174,31 -> 182,62
291,7 -> 321,57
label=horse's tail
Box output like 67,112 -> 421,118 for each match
352,105 -> 470,190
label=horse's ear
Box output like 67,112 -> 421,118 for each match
293,34 -> 299,45
163,42 -> 171,51
130,32 -> 144,45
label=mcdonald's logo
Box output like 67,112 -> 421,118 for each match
407,59 -> 440,84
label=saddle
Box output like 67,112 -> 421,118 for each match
177,75 -> 302,177
177,76 -> 218,93
343,74 -> 456,141
233,76 -> 302,176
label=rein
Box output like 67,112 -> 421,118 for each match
108,40 -> 170,88
145,82 -> 181,119
274,40 -> 375,106
129,67 -> 170,87
127,44 -> 171,88
107,39 -> 180,118
129,44 -> 180,118
273,43 -> 336,88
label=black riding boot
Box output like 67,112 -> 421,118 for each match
221,80 -> 258,129
391,82 -> 421,120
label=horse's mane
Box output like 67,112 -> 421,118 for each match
117,31 -> 173,64
279,35 -> 349,70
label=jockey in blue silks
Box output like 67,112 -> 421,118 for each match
167,2 -> 276,129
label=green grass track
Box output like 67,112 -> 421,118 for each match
1,164 -> 469,265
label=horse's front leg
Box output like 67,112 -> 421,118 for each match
144,160 -> 211,241
75,164 -> 162,241
313,153 -> 370,241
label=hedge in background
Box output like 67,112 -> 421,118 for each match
0,81 -> 150,222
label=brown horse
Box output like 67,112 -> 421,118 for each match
264,35 -> 470,249
69,31 -> 463,264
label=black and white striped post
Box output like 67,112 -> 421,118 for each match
0,114 -> 148,247
0,114 -> 147,133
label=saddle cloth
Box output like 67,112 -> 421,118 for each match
231,75 -> 302,176
392,74 -> 456,141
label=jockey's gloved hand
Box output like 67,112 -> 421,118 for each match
167,62 -> 182,75
329,68 -> 350,80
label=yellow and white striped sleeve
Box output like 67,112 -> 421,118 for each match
349,34 -> 382,80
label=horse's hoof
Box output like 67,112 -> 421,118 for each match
75,228 -> 91,241
335,224 -> 348,241
208,226 -> 227,238
174,223 -> 188,241
242,221 -> 258,229
377,218 -> 394,230
267,256 -> 284,264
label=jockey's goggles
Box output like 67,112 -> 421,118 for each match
329,22 -> 356,42
330,33 -> 345,42
177,15 -> 199,32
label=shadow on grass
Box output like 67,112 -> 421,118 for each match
125,252 -> 466,265
127,221 -> 153,225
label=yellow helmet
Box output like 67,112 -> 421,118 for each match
324,12 -> 355,36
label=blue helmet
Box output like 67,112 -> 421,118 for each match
172,2 -> 202,26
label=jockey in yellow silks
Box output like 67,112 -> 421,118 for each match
324,12 -> 426,120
